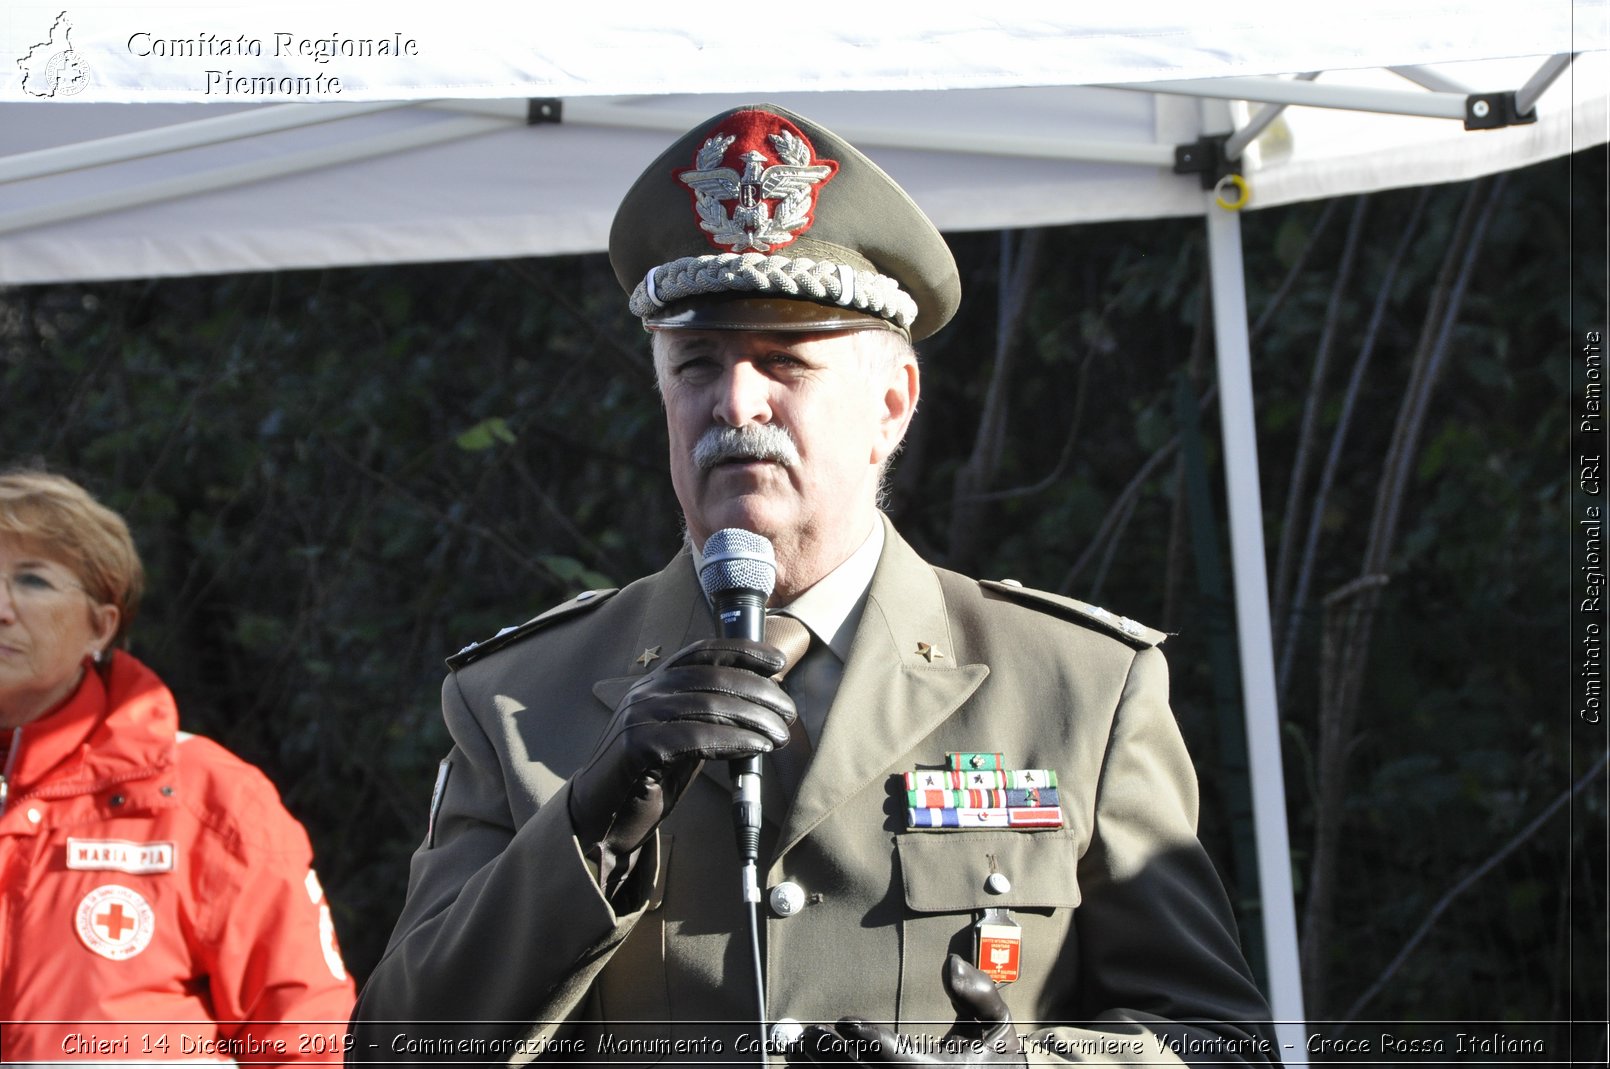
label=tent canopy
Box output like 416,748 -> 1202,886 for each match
2,1 -> 1604,284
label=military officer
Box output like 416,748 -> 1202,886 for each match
349,104 -> 1279,1066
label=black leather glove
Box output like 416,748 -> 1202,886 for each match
569,637 -> 795,880
791,955 -> 1027,1067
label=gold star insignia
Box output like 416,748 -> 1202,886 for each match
635,646 -> 662,668
916,642 -> 945,663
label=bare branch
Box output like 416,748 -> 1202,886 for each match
1339,750 -> 1610,1023
1271,196 -> 1370,641
947,230 -> 1043,567
1251,199 -> 1342,342
1295,176 -> 1509,1013
1367,175 -> 1507,573
964,348 -> 1092,504
1276,189 -> 1431,703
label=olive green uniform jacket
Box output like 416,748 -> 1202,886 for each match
350,520 -> 1278,1065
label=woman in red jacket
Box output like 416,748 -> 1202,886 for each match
0,469 -> 356,1064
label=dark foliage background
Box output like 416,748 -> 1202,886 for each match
3,149 -> 1604,1038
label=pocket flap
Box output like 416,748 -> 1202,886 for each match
897,830 -> 1081,913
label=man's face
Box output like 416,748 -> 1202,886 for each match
656,328 -> 917,574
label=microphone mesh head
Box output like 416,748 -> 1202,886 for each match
699,528 -> 777,599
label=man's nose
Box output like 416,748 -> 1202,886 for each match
712,361 -> 772,427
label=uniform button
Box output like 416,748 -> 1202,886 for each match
26,807 -> 42,824
985,872 -> 1012,894
770,1019 -> 804,1049
769,881 -> 806,917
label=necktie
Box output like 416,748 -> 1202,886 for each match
764,614 -> 812,680
764,614 -> 813,798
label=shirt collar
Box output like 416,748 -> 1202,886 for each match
774,521 -> 883,662
690,519 -> 885,663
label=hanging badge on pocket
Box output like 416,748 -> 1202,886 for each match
975,907 -> 1021,984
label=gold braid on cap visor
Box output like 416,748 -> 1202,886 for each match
631,252 -> 918,331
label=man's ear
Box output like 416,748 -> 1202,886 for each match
872,355 -> 920,466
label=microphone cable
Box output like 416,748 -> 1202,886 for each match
699,527 -> 777,1065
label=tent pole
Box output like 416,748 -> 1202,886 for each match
1200,105 -> 1309,1061
1110,76 -> 1469,119
1224,73 -> 1320,161
0,101 -> 413,184
1388,65 -> 1474,94
556,98 -> 1179,166
0,115 -> 510,236
1516,53 -> 1577,115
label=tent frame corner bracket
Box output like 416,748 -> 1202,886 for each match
1173,133 -> 1238,189
527,98 -> 564,125
1463,89 -> 1537,130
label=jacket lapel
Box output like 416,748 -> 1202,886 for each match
590,549 -> 712,705
776,520 -> 987,858
589,551 -> 734,792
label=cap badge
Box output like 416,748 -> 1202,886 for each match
678,113 -> 838,254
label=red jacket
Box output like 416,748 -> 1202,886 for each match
0,652 -> 356,1064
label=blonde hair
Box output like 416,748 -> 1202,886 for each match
0,467 -> 144,645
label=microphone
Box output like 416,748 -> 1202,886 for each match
698,528 -> 776,900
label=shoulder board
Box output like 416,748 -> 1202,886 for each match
978,579 -> 1168,649
446,588 -> 619,670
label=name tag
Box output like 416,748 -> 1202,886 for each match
66,838 -> 176,874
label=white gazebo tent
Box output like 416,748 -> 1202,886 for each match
6,3 -> 1606,1057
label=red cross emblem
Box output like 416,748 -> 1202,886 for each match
75,884 -> 155,960
95,902 -> 136,940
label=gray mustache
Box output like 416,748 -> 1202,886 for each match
694,425 -> 800,472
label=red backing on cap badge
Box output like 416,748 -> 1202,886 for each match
676,111 -> 839,255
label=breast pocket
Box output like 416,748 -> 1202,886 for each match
895,830 -> 1082,1028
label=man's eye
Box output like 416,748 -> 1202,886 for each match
674,360 -> 718,381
